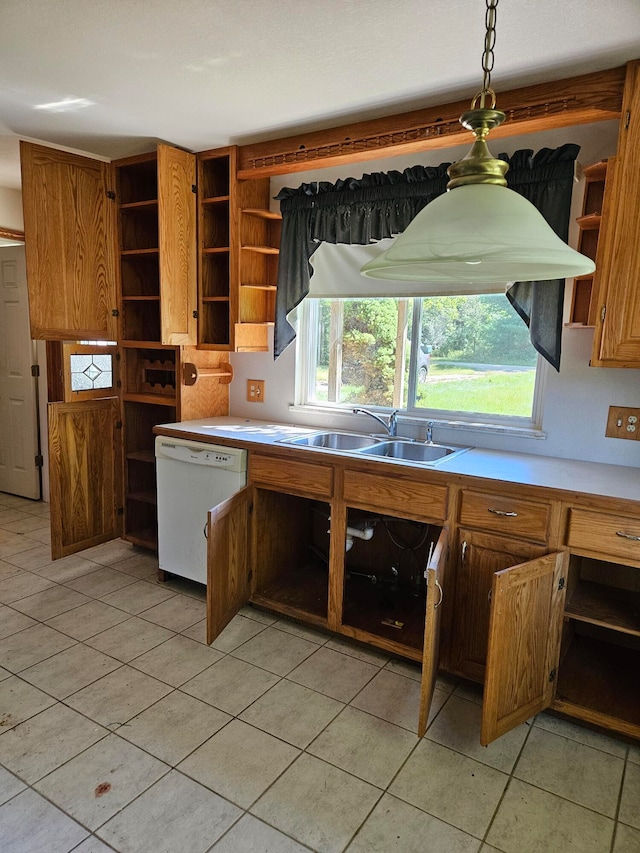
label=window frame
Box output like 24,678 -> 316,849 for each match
294,296 -> 547,433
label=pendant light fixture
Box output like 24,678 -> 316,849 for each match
360,0 -> 595,286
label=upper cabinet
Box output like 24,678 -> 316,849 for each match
21,142 -> 118,341
591,60 -> 640,367
21,142 -> 197,347
197,146 -> 280,353
116,146 -> 197,346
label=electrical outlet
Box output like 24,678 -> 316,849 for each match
605,406 -> 640,440
247,379 -> 265,403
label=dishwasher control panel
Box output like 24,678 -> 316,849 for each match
155,437 -> 247,473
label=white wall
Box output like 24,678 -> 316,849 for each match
229,121 -> 640,468
0,187 -> 24,231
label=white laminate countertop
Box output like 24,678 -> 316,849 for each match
155,417 -> 640,505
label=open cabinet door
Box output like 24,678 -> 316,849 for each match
481,551 -> 569,745
206,486 -> 252,644
158,144 -> 197,347
48,398 -> 122,559
418,528 -> 449,737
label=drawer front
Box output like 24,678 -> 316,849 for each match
250,453 -> 333,499
459,490 -> 551,543
567,508 -> 640,562
343,470 -> 447,520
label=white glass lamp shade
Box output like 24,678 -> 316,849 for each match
360,183 -> 595,285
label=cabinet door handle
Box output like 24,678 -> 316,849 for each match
203,523 -> 208,540
461,541 -> 467,565
616,530 -> 640,541
488,508 -> 518,517
488,588 -> 493,605
434,578 -> 443,609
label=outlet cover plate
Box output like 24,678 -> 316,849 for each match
605,406 -> 640,440
247,379 -> 265,403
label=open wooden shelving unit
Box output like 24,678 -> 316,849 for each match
568,160 -> 608,327
197,147 -> 281,353
555,553 -> 640,736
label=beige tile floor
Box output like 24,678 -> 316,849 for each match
0,491 -> 638,853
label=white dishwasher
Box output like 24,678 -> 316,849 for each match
155,436 -> 247,585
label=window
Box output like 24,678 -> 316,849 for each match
297,294 -> 544,428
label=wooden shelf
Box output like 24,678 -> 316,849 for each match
124,527 -> 158,551
555,633 -> 640,736
343,579 -> 426,653
120,200 -> 158,210
575,213 -> 602,229
122,295 -> 160,302
122,392 -> 176,406
243,209 -> 282,221
120,340 -> 175,350
121,248 -> 159,256
202,296 -> 230,302
255,561 -> 328,622
582,160 -> 608,180
242,245 -> 279,255
203,247 -> 230,255
241,283 -> 277,291
201,195 -> 230,205
128,490 -> 157,506
126,450 -> 156,464
566,581 -> 640,637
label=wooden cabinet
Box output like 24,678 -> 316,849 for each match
591,60 -> 640,366
448,488 -> 554,681
20,142 -> 118,341
554,503 -> 640,739
197,147 -> 281,352
206,454 -> 449,736
448,529 -> 548,681
21,142 -> 230,556
48,398 -> 122,559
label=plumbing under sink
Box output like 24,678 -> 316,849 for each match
359,440 -> 469,463
284,432 -> 381,450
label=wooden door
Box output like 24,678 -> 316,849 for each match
418,527 -> 448,737
158,144 -> 197,346
0,245 -> 41,498
592,61 -> 640,367
20,142 -> 118,340
481,551 -> 568,745
206,486 -> 252,644
48,398 -> 122,559
449,529 -> 547,682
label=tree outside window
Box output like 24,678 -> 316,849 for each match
302,294 -> 540,424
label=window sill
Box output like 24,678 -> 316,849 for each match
288,404 -> 546,441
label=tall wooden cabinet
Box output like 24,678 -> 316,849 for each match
591,59 -> 640,367
20,141 -> 232,556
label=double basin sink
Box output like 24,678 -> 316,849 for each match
280,431 -> 470,466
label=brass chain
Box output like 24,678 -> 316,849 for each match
480,0 -> 499,106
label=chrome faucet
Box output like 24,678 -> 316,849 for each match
425,421 -> 434,444
353,407 -> 399,437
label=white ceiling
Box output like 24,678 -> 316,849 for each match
1,0 -> 640,189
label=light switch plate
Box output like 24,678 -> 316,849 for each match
247,379 -> 265,402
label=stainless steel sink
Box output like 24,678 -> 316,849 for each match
283,432 -> 382,450
359,440 -> 469,464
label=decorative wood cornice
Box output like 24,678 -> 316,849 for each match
238,65 -> 627,179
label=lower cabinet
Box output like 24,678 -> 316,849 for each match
204,450 -> 640,745
554,549 -> 640,739
448,529 -> 548,682
205,454 -> 574,743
